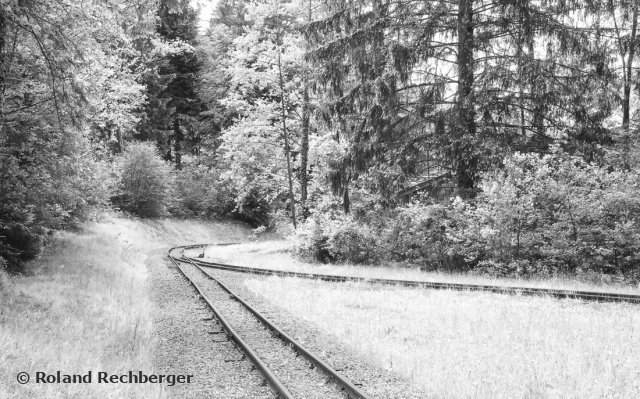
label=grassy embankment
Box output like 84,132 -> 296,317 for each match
197,241 -> 640,398
247,277 -> 640,398
0,216 -> 250,399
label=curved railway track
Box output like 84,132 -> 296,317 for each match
168,246 -> 373,399
179,243 -> 640,304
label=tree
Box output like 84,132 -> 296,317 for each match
211,0 -> 248,34
299,0 -> 317,218
196,1 -> 249,152
212,0 -> 318,227
0,0 -> 152,268
137,0 -> 205,168
607,0 -> 640,132
307,0 -> 618,203
114,142 -> 175,217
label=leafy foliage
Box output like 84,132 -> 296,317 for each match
113,142 -> 175,218
0,0 -> 148,269
202,0 -> 320,227
455,150 -> 640,279
4,0 -> 640,285
171,163 -> 235,217
296,149 -> 640,282
0,126 -> 112,269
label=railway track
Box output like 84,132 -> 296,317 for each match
168,247 -> 373,399
179,243 -> 640,304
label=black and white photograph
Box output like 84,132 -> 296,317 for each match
1,0 -> 640,397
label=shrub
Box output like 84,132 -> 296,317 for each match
113,142 -> 175,218
455,149 -> 640,278
293,219 -> 333,263
294,210 -> 379,265
172,163 -> 236,218
231,188 -> 275,227
382,203 -> 464,271
295,148 -> 640,282
296,195 -> 459,268
1,126 -> 112,271
325,217 -> 380,264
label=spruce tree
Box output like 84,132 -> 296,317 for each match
308,0 -> 617,200
137,0 -> 204,168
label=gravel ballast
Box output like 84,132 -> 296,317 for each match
149,248 -> 273,399
198,266 -> 431,399
179,261 -> 351,399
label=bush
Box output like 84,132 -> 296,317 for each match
113,142 -> 175,218
295,196 -> 467,270
325,218 -> 380,264
294,219 -> 333,263
171,163 -> 236,218
382,203 -> 466,271
454,149 -> 640,278
1,126 -> 112,271
294,209 -> 380,264
295,148 -> 640,282
231,188 -> 275,227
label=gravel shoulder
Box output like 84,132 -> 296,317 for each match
148,248 -> 273,399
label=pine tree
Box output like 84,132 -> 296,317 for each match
137,0 -> 204,168
307,0 -> 617,200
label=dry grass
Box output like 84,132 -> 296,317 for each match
246,277 -> 640,399
0,214 -> 251,398
197,240 -> 640,295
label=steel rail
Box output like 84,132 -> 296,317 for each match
167,249 -> 295,399
180,244 -> 640,304
179,255 -> 374,399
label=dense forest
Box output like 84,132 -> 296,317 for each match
2,0 -> 640,282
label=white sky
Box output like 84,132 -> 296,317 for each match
191,0 -> 218,33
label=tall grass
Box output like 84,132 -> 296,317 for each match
246,277 -> 640,399
0,220 -> 161,398
0,215 -> 252,398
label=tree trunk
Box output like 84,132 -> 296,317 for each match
623,85 -> 631,131
165,138 -> 172,162
455,0 -> 477,195
517,13 -> 526,139
299,0 -> 312,220
116,128 -> 124,153
174,140 -> 182,169
300,83 -> 310,216
343,185 -> 350,214
278,49 -> 297,229
623,4 -> 638,131
173,119 -> 183,169
529,37 -> 545,141
0,8 -> 6,123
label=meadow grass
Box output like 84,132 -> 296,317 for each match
198,240 -> 640,295
0,215 -> 250,398
246,277 -> 640,399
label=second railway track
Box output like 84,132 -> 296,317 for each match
168,247 -> 373,399
180,243 -> 640,304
